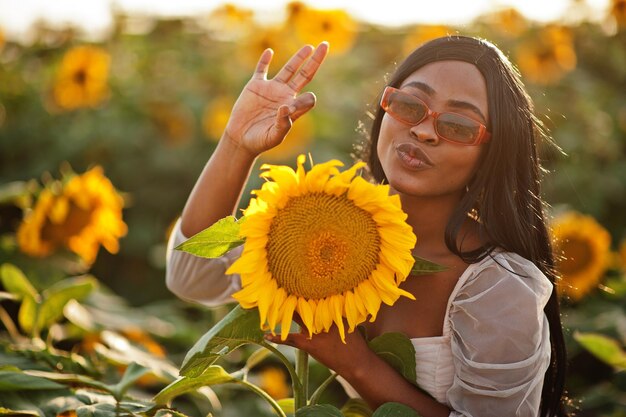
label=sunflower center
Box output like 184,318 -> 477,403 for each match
41,202 -> 94,244
558,238 -> 593,275
73,69 -> 87,85
266,192 -> 380,300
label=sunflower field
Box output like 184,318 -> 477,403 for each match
1,1 -> 626,416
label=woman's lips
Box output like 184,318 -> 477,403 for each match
395,142 -> 434,170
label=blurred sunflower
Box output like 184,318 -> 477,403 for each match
402,25 -> 450,56
240,25 -> 299,72
17,166 -> 127,264
148,101 -> 194,146
610,0 -> 626,28
551,211 -> 611,302
486,8 -> 527,37
52,45 -> 110,110
292,8 -> 357,56
515,26 -> 576,85
286,1 -> 308,25
0,28 -> 5,50
228,155 -> 417,342
261,113 -> 314,162
205,3 -> 255,40
202,95 -> 235,141
56,411 -> 77,417
257,366 -> 290,399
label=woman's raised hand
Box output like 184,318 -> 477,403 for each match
222,42 -> 329,156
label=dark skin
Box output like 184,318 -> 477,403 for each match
180,43 -> 488,416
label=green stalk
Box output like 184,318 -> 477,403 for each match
260,341 -> 302,393
295,349 -> 309,409
236,379 -> 288,417
309,371 -> 338,405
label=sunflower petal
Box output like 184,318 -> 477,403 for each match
280,296 -> 298,340
330,294 -> 346,343
297,297 -> 314,338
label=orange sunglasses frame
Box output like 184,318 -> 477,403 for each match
380,86 -> 491,146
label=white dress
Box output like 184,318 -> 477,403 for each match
166,219 -> 553,417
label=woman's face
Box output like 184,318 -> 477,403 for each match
377,60 -> 489,200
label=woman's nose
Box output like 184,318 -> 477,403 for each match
409,116 -> 439,145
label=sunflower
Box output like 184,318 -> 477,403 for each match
292,8 -> 357,56
515,26 -> 576,85
239,25 -> 299,72
402,25 -> 450,56
551,211 -> 611,301
202,95 -> 235,141
486,8 -> 527,37
227,155 -> 417,342
257,366 -> 290,400
205,3 -> 255,40
52,45 -> 110,110
17,166 -> 127,264
610,0 -> 626,29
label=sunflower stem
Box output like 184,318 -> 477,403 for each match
309,371 -> 338,405
295,348 -> 309,409
235,379 -> 288,417
260,341 -> 302,393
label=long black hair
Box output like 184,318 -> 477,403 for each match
361,35 -> 568,417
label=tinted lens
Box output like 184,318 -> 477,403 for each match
436,113 -> 481,144
388,91 -> 427,124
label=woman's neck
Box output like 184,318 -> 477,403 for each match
398,192 -> 466,259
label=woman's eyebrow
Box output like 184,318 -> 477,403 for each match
402,81 -> 435,96
447,99 -> 487,123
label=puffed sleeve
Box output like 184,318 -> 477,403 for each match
165,218 -> 242,307
447,252 -> 553,417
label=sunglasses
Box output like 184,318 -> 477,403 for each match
380,86 -> 491,146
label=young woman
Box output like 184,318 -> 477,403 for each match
166,36 -> 568,416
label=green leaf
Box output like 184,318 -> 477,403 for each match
367,333 -> 417,384
37,276 -> 98,330
0,370 -> 65,391
154,410 -> 196,417
17,295 -> 37,334
153,366 -> 235,404
0,264 -> 38,300
277,398 -> 295,415
22,370 -> 112,394
175,216 -> 246,258
180,305 -> 265,377
110,362 -> 150,400
0,407 -> 39,416
341,398 -> 372,417
574,331 -> 626,370
296,404 -> 344,417
372,402 -> 420,417
76,403 -> 117,417
410,256 -> 447,275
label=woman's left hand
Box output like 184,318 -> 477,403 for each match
265,321 -> 372,377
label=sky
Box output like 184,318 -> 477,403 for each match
0,0 -> 613,42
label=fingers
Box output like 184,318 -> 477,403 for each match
274,44 -> 314,84
287,42 -> 329,92
290,92 -> 316,121
253,48 -> 274,80
270,104 -> 294,144
265,332 -> 306,348
274,42 -> 329,92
